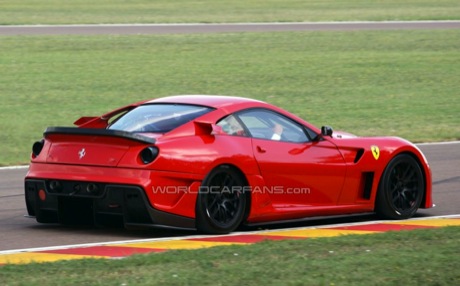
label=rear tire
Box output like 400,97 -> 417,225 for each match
196,165 -> 248,234
375,154 -> 424,219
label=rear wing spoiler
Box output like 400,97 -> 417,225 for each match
44,127 -> 156,144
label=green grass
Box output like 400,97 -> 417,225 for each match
0,0 -> 460,25
1,226 -> 459,285
1,30 -> 459,166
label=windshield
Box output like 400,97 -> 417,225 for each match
108,104 -> 213,133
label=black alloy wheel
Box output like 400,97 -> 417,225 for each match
196,165 -> 248,234
376,154 -> 425,219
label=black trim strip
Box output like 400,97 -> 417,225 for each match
44,127 -> 156,144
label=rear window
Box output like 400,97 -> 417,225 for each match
108,104 -> 213,133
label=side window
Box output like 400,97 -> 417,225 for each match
217,115 -> 248,136
238,109 -> 310,143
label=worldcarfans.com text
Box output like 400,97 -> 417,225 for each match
152,186 -> 311,195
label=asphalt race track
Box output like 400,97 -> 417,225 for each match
0,142 -> 458,251
1,21 -> 459,252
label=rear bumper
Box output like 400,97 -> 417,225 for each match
25,179 -> 195,230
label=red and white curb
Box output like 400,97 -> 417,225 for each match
1,215 -> 459,265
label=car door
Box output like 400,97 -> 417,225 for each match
236,109 -> 347,207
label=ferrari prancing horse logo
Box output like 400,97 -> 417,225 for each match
78,148 -> 86,160
371,145 -> 380,160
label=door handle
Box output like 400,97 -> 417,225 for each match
257,146 -> 266,153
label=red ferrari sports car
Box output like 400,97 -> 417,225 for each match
25,95 -> 433,234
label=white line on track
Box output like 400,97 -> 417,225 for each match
0,165 -> 28,170
3,20 -> 460,28
0,214 -> 459,255
416,140 -> 460,146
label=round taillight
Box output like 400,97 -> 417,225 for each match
140,146 -> 159,164
32,139 -> 44,157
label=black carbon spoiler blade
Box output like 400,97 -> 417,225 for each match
44,127 -> 156,144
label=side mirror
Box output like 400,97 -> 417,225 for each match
321,126 -> 333,137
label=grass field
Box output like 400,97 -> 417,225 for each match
1,0 -> 459,25
1,30 -> 459,166
1,226 -> 459,285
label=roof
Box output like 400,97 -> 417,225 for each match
146,95 -> 264,109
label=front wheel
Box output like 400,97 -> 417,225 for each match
375,154 -> 425,219
196,165 -> 248,234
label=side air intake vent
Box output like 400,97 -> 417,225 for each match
361,172 -> 374,200
354,149 -> 365,163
